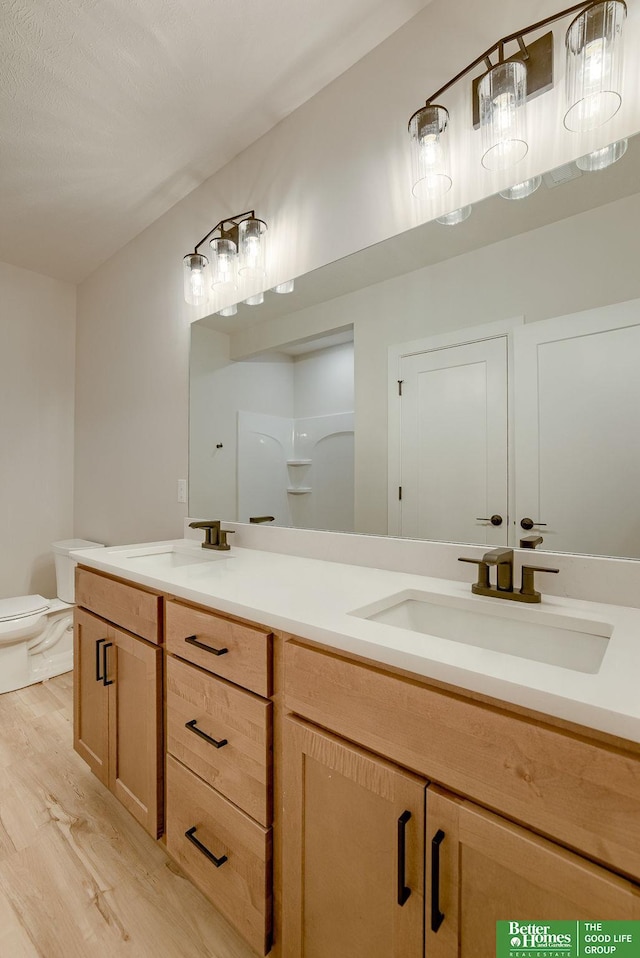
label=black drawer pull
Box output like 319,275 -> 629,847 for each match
397,810 -> 411,906
185,719 -> 228,749
95,637 -> 107,682
185,826 -> 227,867
431,828 -> 446,932
102,642 -> 114,687
184,635 -> 228,656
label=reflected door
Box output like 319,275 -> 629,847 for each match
514,300 -> 640,557
398,337 -> 508,545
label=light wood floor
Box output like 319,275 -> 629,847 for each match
0,673 -> 256,958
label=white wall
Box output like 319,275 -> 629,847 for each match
189,325 -> 294,519
0,261 -> 76,598
293,343 -> 354,418
74,0 -> 640,545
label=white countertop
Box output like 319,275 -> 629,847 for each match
72,538 -> 640,744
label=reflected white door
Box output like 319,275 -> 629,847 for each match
399,337 -> 508,545
514,300 -> 640,558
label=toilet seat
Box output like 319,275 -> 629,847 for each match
0,596 -> 50,645
0,595 -> 49,623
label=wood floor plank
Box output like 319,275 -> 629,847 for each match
0,889 -> 41,958
0,674 -> 257,958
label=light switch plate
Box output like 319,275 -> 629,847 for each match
177,479 -> 187,503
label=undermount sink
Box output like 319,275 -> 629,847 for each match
349,589 -> 612,674
117,545 -> 230,570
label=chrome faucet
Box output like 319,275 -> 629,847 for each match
459,547 -> 558,603
189,520 -> 235,551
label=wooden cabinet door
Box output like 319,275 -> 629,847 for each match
282,716 -> 426,958
73,608 -> 110,786
426,786 -> 640,958
108,626 -> 163,838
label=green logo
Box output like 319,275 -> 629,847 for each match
497,921 -> 640,958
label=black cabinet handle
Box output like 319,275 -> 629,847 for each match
95,637 -> 107,682
397,810 -> 411,906
184,635 -> 228,656
185,826 -> 227,867
431,829 -> 445,932
185,719 -> 228,749
102,642 -> 114,687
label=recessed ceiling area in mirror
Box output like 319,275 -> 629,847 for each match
190,133 -> 640,559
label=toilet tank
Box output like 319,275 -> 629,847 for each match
52,539 -> 104,603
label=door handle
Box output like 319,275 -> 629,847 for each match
520,517 -> 547,530
397,810 -> 411,906
185,719 -> 228,749
185,826 -> 228,867
431,829 -> 446,932
184,635 -> 228,656
102,642 -> 114,686
476,514 -> 503,526
95,637 -> 107,682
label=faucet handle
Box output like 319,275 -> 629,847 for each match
520,564 -> 559,600
217,529 -> 235,551
189,519 -> 221,548
458,557 -> 490,590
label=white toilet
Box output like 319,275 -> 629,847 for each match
0,539 -> 103,695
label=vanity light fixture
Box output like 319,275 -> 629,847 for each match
408,1 -> 626,197
182,209 -> 268,307
436,205 -> 472,226
576,136 -> 628,169
408,104 -> 452,198
499,175 -> 543,200
564,1 -> 627,132
183,253 -> 210,307
479,60 -> 528,171
272,280 -> 295,294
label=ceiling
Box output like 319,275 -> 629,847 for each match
0,0 -> 434,284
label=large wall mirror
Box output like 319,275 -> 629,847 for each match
190,133 -> 640,560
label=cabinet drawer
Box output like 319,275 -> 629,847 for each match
75,567 -> 161,644
285,639 -> 640,883
166,600 -> 272,697
166,656 -> 272,826
166,755 -> 272,956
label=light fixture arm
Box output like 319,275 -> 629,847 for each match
192,209 -> 256,255
421,0 -> 600,107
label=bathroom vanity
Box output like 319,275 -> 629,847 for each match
72,537 -> 640,957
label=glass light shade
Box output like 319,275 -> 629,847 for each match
576,137 -> 628,171
409,104 -> 452,198
183,253 -> 210,306
244,292 -> 264,306
238,217 -> 267,278
564,1 -> 626,132
209,237 -> 238,290
436,205 -> 472,226
479,61 -> 528,171
273,280 -> 295,294
499,175 -> 542,200
218,304 -> 238,317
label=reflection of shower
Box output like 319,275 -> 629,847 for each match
237,411 -> 354,531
